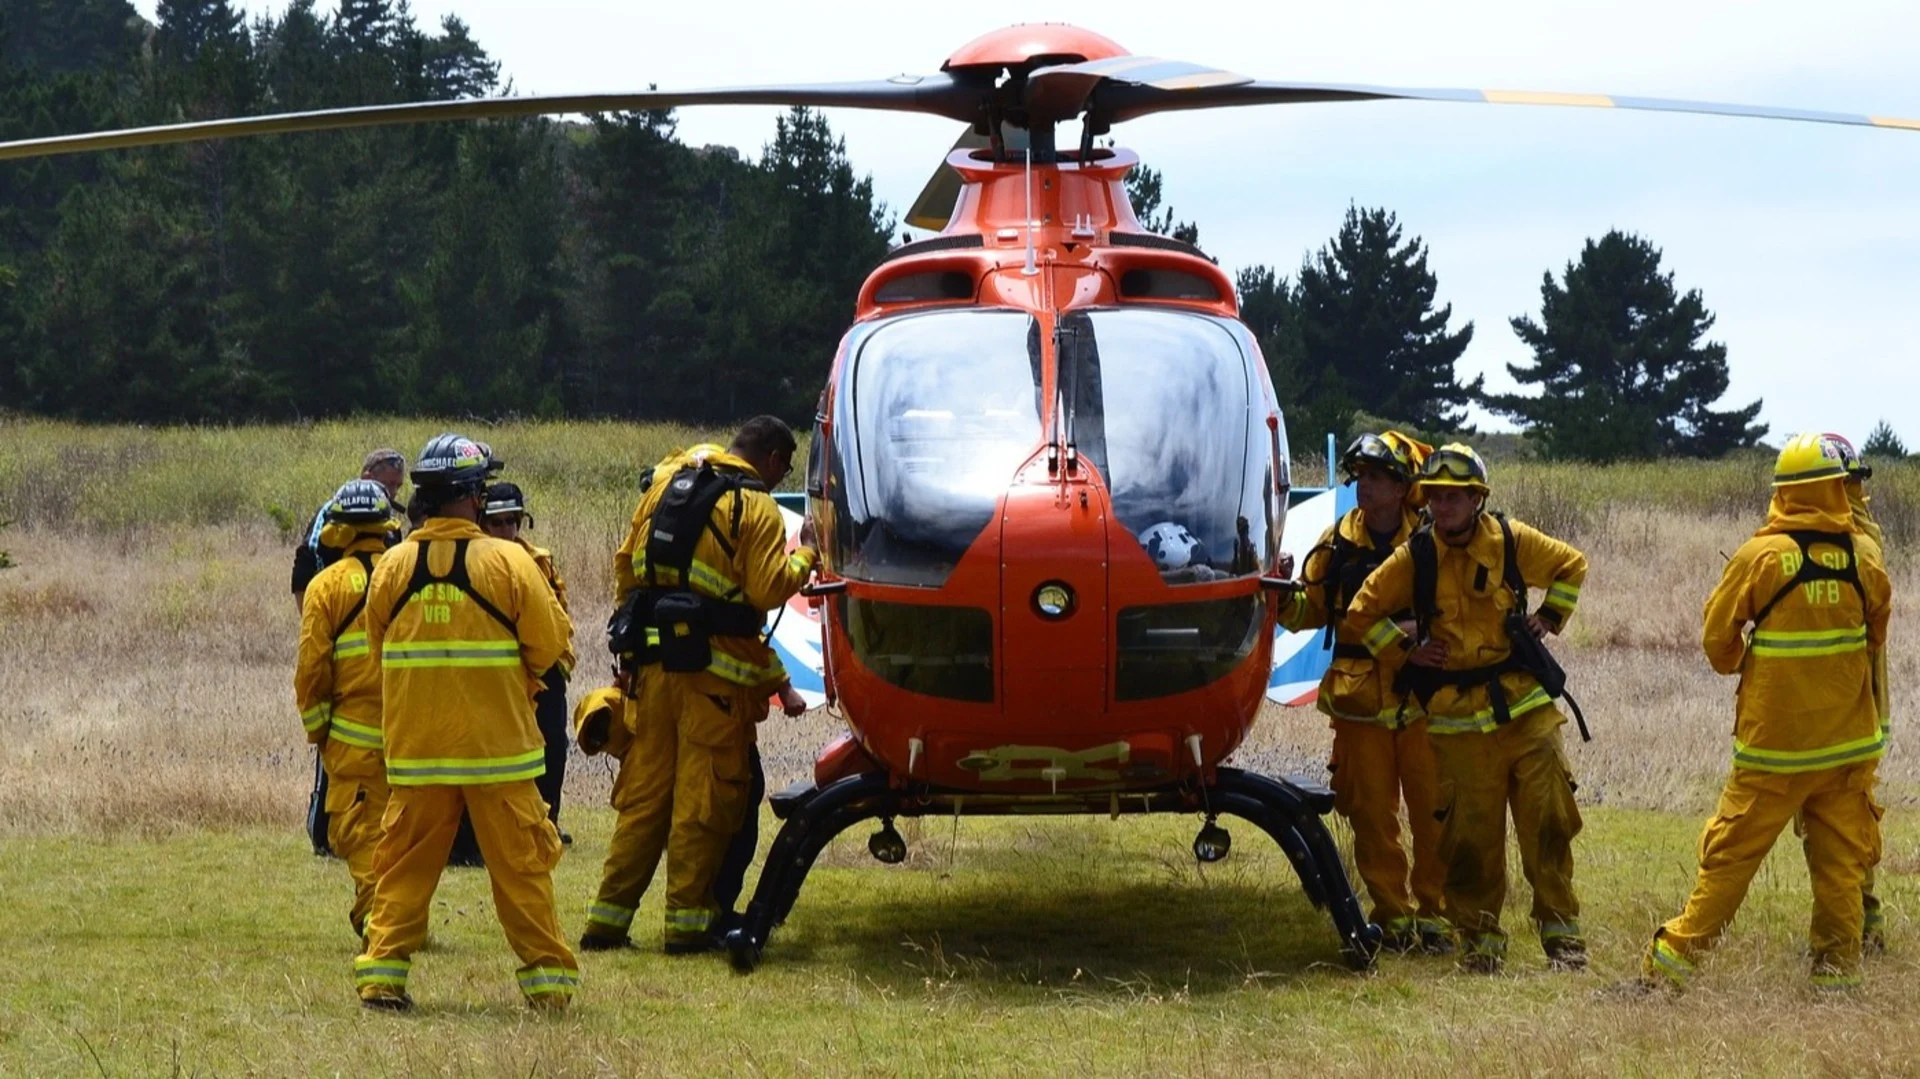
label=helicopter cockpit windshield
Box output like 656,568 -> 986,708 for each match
833,309 -> 1043,586
1061,307 -> 1272,583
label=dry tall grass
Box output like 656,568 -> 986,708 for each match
1,419 -> 1914,829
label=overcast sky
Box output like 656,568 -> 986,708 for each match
132,0 -> 1920,444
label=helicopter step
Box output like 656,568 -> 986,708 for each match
722,766 -> 1381,974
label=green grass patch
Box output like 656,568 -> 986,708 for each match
8,806 -> 1918,1077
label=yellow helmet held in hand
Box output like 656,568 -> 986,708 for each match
1772,432 -> 1850,487
1417,442 -> 1490,495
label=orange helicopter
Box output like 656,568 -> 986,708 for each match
8,22 -> 1915,973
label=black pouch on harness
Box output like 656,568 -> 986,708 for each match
653,591 -> 713,673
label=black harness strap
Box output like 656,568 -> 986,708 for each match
331,551 -> 378,641
1398,512 -> 1589,739
1751,530 -> 1864,628
1306,512 -> 1406,652
388,538 -> 516,632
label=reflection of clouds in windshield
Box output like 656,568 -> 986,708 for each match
852,312 -> 1041,566
1091,311 -> 1252,567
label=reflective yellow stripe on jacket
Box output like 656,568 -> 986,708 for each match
381,640 -> 522,668
333,630 -> 370,660
300,703 -> 331,736
1425,685 -> 1555,735
1749,626 -> 1869,659
327,715 -> 384,751
1732,731 -> 1886,774
386,747 -> 546,786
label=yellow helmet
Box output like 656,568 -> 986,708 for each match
1339,430 -> 1433,485
571,687 -> 632,759
1772,433 -> 1849,488
1417,442 -> 1490,495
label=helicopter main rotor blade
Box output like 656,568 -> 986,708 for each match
902,124 -> 1034,233
0,76 -> 988,162
1091,78 -> 1920,133
1024,57 -> 1252,123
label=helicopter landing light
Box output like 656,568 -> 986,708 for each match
1033,581 -> 1076,619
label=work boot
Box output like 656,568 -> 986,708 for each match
664,934 -> 721,956
578,932 -> 631,952
1418,926 -> 1455,957
1457,933 -> 1505,975
1378,918 -> 1419,955
359,987 -> 414,1013
1544,936 -> 1589,972
1810,961 -> 1862,993
527,993 -> 572,1014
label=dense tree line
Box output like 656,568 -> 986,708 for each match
0,0 -> 889,424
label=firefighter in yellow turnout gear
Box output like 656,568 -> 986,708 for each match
1805,433 -> 1891,952
352,434 -> 579,1012
1644,434 -> 1892,991
583,417 -> 818,953
1282,431 -> 1448,953
1344,444 -> 1590,972
294,480 -> 399,937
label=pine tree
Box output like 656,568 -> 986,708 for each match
1295,205 -> 1479,435
1124,165 -> 1199,246
1862,420 -> 1907,460
1235,264 -> 1307,433
1492,230 -> 1766,462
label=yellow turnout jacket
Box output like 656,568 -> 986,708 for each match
613,447 -> 817,695
294,532 -> 389,755
1705,481 -> 1891,773
1345,513 -> 1587,735
1281,506 -> 1422,725
366,517 -> 574,786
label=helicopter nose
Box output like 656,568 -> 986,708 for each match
999,467 -> 1109,719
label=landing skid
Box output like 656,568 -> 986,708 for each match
722,766 -> 1380,973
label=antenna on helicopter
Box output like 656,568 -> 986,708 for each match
1021,146 -> 1039,277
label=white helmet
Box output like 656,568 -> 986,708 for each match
1139,521 -> 1207,572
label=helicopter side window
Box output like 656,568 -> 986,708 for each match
838,309 -> 1044,587
1062,308 -> 1269,583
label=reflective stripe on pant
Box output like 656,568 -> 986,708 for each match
321,740 -> 390,936
586,671 -> 757,944
1328,717 -> 1446,929
1429,705 -> 1583,954
356,781 -> 578,1002
1646,761 -> 1881,985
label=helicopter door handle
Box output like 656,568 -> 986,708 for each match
802,580 -> 849,598
1259,576 -> 1302,595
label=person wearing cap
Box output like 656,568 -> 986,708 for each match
352,433 -> 578,1012
1640,433 -> 1892,992
482,482 -> 576,842
294,479 -> 400,938
1343,443 -> 1590,974
1280,430 -> 1448,955
292,449 -> 406,611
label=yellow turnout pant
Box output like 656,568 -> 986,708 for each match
1328,718 -> 1446,934
1429,705 -> 1583,959
353,781 -> 579,1003
321,741 -> 390,937
585,671 -> 758,946
1646,762 -> 1881,988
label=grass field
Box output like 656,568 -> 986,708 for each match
2,418 -> 1917,1077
